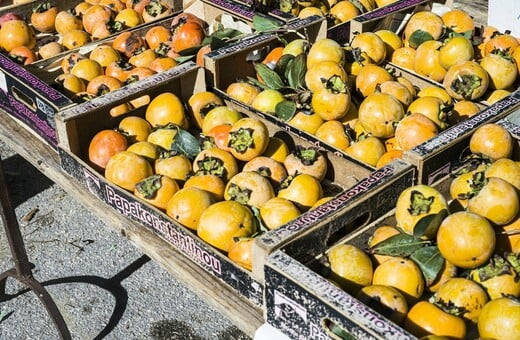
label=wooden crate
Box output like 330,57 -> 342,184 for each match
207,47 -> 520,186
0,0 -> 183,63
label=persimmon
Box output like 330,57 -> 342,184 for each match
88,129 -> 128,170
170,21 -> 205,53
187,91 -> 224,130
228,237 -> 255,271
148,56 -> 177,73
145,92 -> 187,128
142,0 -> 173,23
441,9 -> 475,34
31,2 -> 58,33
403,11 -> 444,47
144,25 -> 172,50
437,211 -> 495,268
395,113 -> 438,151
0,20 -> 36,52
183,174 -> 226,201
197,201 -> 256,252
134,174 -> 179,211
89,45 -> 122,68
328,244 -> 373,294
9,46 -> 37,65
167,187 -> 215,230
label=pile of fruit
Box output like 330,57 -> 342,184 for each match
391,8 -> 520,103
223,7 -> 519,171
88,89 -> 342,271
0,0 -> 178,64
325,122 -> 520,338
52,11 -> 213,111
264,0 -> 399,25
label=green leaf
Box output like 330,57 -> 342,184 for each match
413,209 -> 449,239
285,53 -> 307,90
330,324 -> 356,340
368,233 -> 429,257
173,55 -> 196,64
275,100 -> 297,121
275,54 -> 294,75
247,76 -> 271,90
254,63 -> 286,90
410,246 -> 444,286
171,128 -> 201,160
251,206 -> 269,234
210,27 -> 244,40
409,30 -> 434,49
253,14 -> 282,32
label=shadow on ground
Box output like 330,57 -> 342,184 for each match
2,154 -> 54,208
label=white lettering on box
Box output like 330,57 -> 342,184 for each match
103,185 -> 222,275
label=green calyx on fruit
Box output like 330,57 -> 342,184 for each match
195,156 -> 227,178
471,254 -> 517,282
228,127 -> 255,154
33,2 -> 53,13
449,74 -> 484,100
464,170 -> 487,199
294,147 -> 321,166
322,74 -> 348,94
226,183 -> 253,205
408,190 -> 435,216
135,174 -> 162,199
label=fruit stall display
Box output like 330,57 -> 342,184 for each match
0,0 -> 520,338
264,114 -> 520,339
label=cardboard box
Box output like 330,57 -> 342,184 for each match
263,118 -> 520,339
203,14 -> 327,89
203,0 -> 448,44
55,61 -> 415,307
404,89 -> 520,185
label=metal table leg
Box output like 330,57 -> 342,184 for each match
0,157 -> 71,340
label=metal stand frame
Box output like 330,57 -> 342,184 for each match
0,158 -> 71,339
